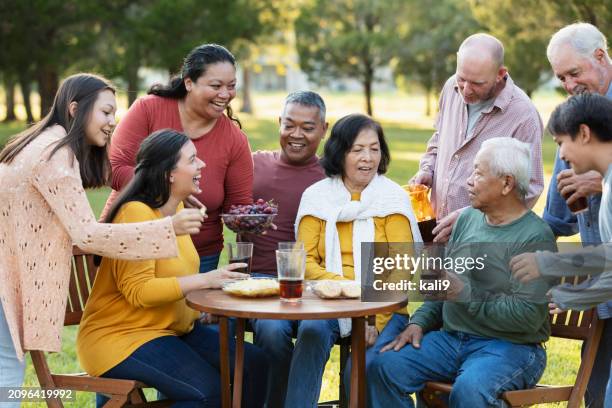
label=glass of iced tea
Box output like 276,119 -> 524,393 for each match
278,241 -> 304,251
276,249 -> 306,302
403,184 -> 437,242
226,242 -> 253,274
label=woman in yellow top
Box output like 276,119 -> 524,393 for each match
77,129 -> 268,407
254,114 -> 421,408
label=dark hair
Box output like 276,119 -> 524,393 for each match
96,129 -> 190,265
320,113 -> 390,177
148,43 -> 241,128
547,93 -> 612,142
0,73 -> 114,188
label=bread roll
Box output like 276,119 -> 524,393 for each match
341,282 -> 361,298
313,281 -> 342,298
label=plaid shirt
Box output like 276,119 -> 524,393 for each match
419,74 -> 544,219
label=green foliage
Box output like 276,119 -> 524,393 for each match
391,0 -> 481,113
469,0 -> 561,96
295,0 -> 408,115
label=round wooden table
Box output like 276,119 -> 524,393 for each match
186,288 -> 407,408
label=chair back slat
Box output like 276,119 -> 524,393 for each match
64,247 -> 98,326
66,257 -> 81,316
548,275 -> 598,341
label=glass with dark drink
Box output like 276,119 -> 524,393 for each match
226,242 -> 254,274
276,249 -> 306,302
279,278 -> 303,299
418,218 -> 437,243
562,191 -> 588,214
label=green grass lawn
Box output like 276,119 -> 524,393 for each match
3,90 -> 581,407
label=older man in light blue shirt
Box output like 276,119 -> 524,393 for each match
540,23 -> 612,408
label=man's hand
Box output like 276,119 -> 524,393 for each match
548,302 -> 564,315
366,324 -> 379,348
380,324 -> 423,352
200,313 -> 219,324
432,208 -> 464,243
557,169 -> 602,207
509,252 -> 541,283
444,271 -> 466,300
410,171 -> 433,187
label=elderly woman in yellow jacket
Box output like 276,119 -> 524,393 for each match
254,113 -> 420,408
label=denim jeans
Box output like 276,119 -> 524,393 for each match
199,253 -> 221,273
100,321 -> 268,408
366,319 -> 547,408
0,305 -> 25,408
585,318 -> 612,408
605,362 -> 612,408
251,318 -> 340,408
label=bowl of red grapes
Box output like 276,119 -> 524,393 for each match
222,199 -> 278,235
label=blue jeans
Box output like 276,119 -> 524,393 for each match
0,305 -> 25,408
605,362 -> 612,408
251,318 -> 340,408
366,319 -> 547,408
585,318 -> 612,408
100,321 -> 268,408
199,253 -> 220,273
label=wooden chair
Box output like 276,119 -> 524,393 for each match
421,277 -> 605,408
30,247 -> 171,408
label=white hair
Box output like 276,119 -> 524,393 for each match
547,23 -> 611,63
476,138 -> 531,199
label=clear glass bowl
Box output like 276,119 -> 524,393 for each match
221,213 -> 277,235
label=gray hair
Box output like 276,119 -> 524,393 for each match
282,91 -> 326,122
547,23 -> 611,63
476,137 -> 531,200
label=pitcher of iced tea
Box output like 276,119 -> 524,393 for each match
402,184 -> 436,242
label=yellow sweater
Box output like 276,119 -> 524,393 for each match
76,201 -> 200,376
297,193 -> 413,328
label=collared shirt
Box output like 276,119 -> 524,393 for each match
419,74 -> 545,219
542,83 -> 612,319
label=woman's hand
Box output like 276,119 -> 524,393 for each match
172,208 -> 204,235
178,263 -> 248,294
200,264 -> 249,289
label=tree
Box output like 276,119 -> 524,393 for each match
0,1 -> 110,116
393,0 -> 480,115
295,0 -> 407,116
549,0 -> 611,35
469,0 -> 562,96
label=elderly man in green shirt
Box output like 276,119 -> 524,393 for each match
366,137 -> 556,408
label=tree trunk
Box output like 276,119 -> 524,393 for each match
126,63 -> 139,107
3,77 -> 17,122
240,67 -> 253,114
425,89 -> 432,117
364,66 -> 373,117
37,64 -> 59,117
19,75 -> 34,123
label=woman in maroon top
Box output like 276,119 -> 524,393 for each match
104,44 -> 253,272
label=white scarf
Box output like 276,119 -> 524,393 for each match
295,175 -> 422,336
